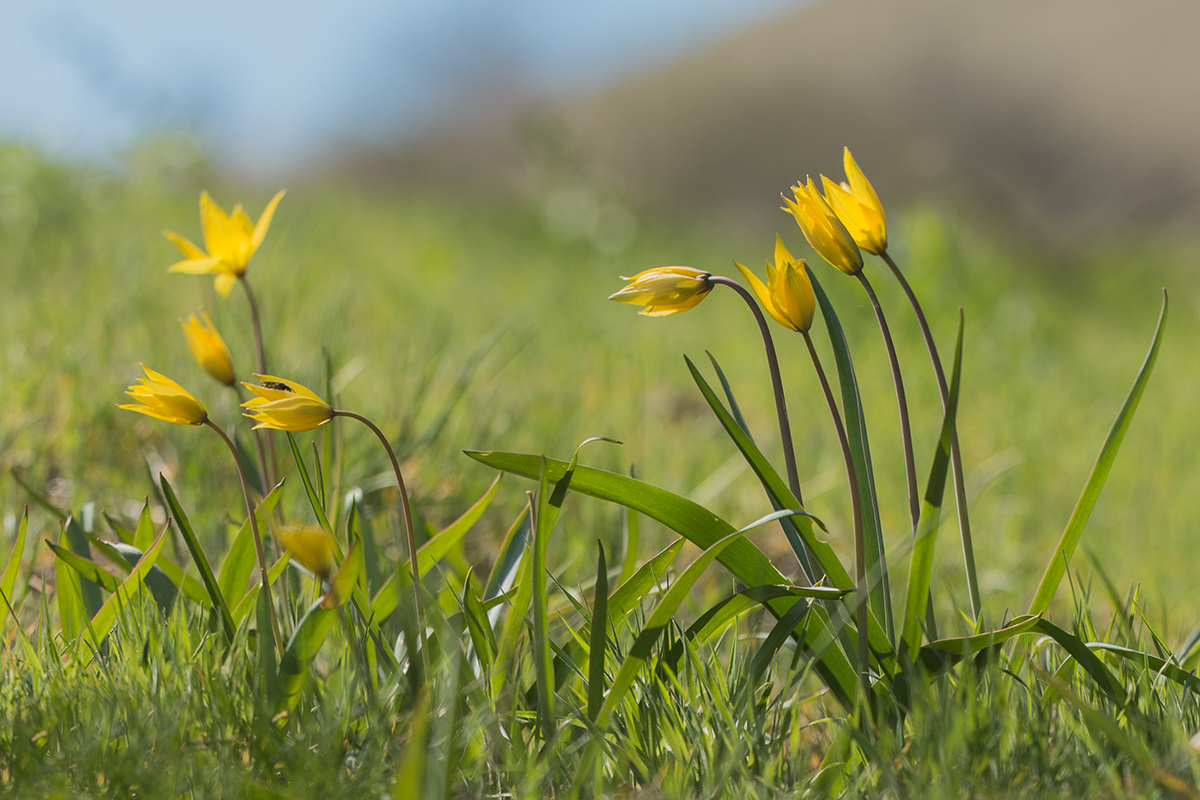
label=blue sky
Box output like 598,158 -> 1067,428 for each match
0,0 -> 807,171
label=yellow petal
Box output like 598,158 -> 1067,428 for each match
169,256 -> 223,275
214,272 -> 238,297
164,230 -> 207,260
844,147 -> 884,220
251,190 -> 286,250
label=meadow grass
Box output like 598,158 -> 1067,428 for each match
2,139 -> 1200,796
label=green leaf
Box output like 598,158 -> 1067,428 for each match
367,475 -> 503,624
324,540 -> 363,609
392,688 -> 432,798
55,538 -> 84,643
594,526 -> 749,730
461,568 -> 496,672
276,599 -> 338,711
0,508 -> 28,634
685,584 -> 850,647
132,501 -> 155,550
160,474 -> 236,643
1034,618 -> 1126,705
256,583 -> 277,701
484,507 -> 530,601
916,613 -> 1042,671
1029,291 -> 1168,615
217,481 -> 284,609
230,552 -> 292,625
809,267 -> 892,639
491,497 -> 537,698
82,525 -> 171,648
617,469 -> 640,585
688,354 -> 827,583
467,450 -> 864,708
532,457 -> 558,742
63,515 -> 102,619
749,597 -> 812,686
587,542 -> 609,722
46,540 -> 121,593
900,314 -> 964,662
1088,642 -> 1200,692
287,432 -> 333,534
102,510 -> 134,545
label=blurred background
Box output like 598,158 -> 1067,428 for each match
2,0 -> 1199,625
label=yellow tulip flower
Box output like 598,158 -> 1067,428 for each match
783,178 -> 863,275
119,365 -> 208,426
821,148 -> 887,255
277,524 -> 336,581
241,374 -> 334,432
608,266 -> 713,316
165,190 -> 285,297
180,309 -> 236,387
734,236 -> 816,333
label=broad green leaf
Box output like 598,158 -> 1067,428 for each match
102,510 -> 133,545
484,507 -> 530,601
287,432 -> 333,535
900,315 -> 964,662
160,475 -> 236,642
230,552 -> 292,625
467,450 -> 864,708
256,583 -> 277,701
587,542 -> 608,722
46,541 -> 121,592
618,469 -> 640,585
532,457 -> 558,742
461,569 -> 496,672
63,515 -> 102,618
1029,292 -> 1167,615
276,599 -> 338,711
916,614 -> 1042,671
324,540 -> 363,609
82,525 -> 170,648
749,597 -> 812,686
0,508 -> 29,634
809,267 -> 892,639
491,497 -> 537,697
1034,618 -> 1126,705
217,481 -> 284,608
132,501 -> 155,550
103,541 -> 177,616
55,538 -> 84,643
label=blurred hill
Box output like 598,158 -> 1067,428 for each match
336,0 -> 1200,244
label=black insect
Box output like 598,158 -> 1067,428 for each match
261,381 -> 293,392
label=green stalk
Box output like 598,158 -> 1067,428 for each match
334,409 -> 429,677
709,276 -> 803,505
879,250 -> 981,621
204,418 -> 282,653
240,275 -> 279,490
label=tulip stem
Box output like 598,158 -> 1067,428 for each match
240,276 -> 279,490
333,409 -> 429,679
879,250 -> 981,622
205,418 -> 283,655
801,331 -> 870,699
855,272 -> 920,528
709,276 -> 803,507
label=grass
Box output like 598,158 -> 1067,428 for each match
3,137 -> 1200,796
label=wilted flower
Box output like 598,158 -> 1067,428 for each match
735,236 -> 816,333
165,190 -> 285,297
277,525 -> 336,580
783,178 -> 863,275
608,266 -> 713,316
821,148 -> 887,255
241,374 -> 334,432
119,365 -> 208,426
180,309 -> 235,387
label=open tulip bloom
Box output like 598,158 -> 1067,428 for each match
165,191 -> 285,298
241,374 -> 335,432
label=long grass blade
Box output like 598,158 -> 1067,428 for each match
532,456 -> 557,742
0,508 -> 29,634
587,542 -> 609,722
287,432 -> 333,534
1029,291 -> 1167,615
900,313 -> 964,662
82,524 -> 171,648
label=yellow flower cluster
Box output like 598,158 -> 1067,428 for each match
165,190 -> 284,297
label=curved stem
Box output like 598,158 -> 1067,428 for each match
240,276 -> 278,490
334,409 -> 428,677
803,332 -> 869,700
233,382 -> 272,503
709,276 -> 803,506
205,418 -> 282,653
855,272 -> 920,532
879,250 -> 981,622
